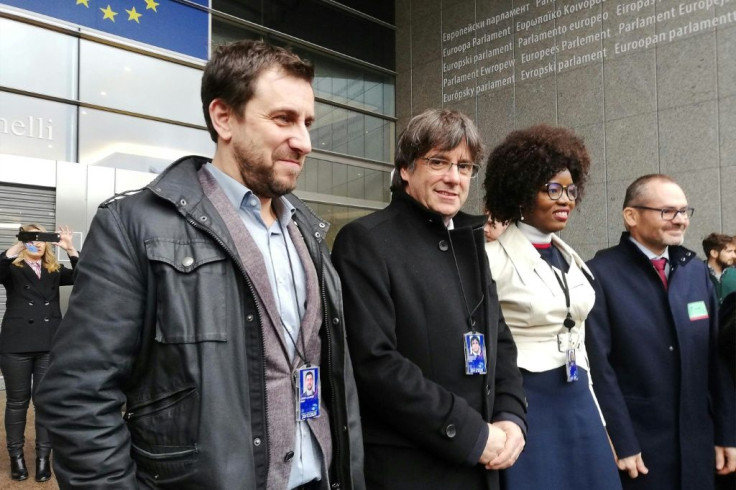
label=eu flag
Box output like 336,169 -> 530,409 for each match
0,0 -> 210,60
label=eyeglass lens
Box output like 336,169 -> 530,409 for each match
546,183 -> 578,200
662,208 -> 693,220
425,158 -> 478,177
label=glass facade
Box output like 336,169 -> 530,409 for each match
0,0 -> 395,243
79,40 -> 205,126
0,17 -> 78,99
298,158 -> 391,203
213,0 -> 395,69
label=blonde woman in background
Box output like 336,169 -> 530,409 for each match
0,224 -> 77,482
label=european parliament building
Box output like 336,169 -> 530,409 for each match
1,0 -> 734,282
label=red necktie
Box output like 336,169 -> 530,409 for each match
651,258 -> 668,290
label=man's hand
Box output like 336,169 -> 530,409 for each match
715,446 -> 736,475
616,452 -> 648,479
478,423 -> 507,465
485,420 -> 525,470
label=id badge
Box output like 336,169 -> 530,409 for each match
565,348 -> 578,382
464,332 -> 487,375
556,331 -> 580,353
295,366 -> 320,421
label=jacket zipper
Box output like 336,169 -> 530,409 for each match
124,386 -> 196,422
318,242 -> 345,489
131,443 -> 199,460
184,216 -> 270,481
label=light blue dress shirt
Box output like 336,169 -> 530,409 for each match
205,163 -> 322,488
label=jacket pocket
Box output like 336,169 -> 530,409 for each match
125,385 -> 200,479
146,238 -> 229,343
131,442 -> 199,487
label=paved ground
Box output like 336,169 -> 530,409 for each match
0,390 -> 59,489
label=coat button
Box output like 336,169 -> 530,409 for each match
182,256 -> 194,267
253,437 -> 262,447
28,301 -> 34,306
44,301 -> 49,306
179,199 -> 187,206
319,222 -> 326,228
444,424 -> 457,438
438,240 -> 449,252
246,314 -> 254,322
284,451 -> 294,462
332,317 -> 340,325
668,345 -> 674,352
44,317 -> 49,322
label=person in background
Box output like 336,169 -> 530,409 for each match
718,290 -> 736,490
586,174 -> 736,489
703,232 -> 736,302
483,214 -> 508,243
0,224 -> 78,482
483,125 -> 621,490
332,109 -> 527,490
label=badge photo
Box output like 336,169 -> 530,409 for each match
464,332 -> 487,375
296,366 -> 321,421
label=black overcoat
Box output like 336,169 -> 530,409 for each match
0,251 -> 77,353
332,191 -> 526,490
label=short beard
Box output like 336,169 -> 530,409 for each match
233,140 -> 299,199
717,256 -> 733,269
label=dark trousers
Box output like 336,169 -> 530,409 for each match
0,352 -> 51,457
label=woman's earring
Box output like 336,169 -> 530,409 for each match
519,206 -> 525,221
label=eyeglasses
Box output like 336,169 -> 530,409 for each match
630,205 -> 695,220
544,182 -> 578,201
419,157 -> 480,178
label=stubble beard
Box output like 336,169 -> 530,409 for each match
662,229 -> 686,247
233,139 -> 300,199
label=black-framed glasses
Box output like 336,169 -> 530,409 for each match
630,205 -> 694,220
419,157 -> 480,178
544,182 -> 578,201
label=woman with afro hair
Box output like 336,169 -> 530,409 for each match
484,125 -> 621,489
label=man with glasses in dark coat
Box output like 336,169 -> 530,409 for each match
332,109 -> 527,490
586,174 -> 736,490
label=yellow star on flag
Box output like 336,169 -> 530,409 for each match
100,5 -> 118,22
76,0 -> 89,7
126,7 -> 142,23
145,0 -> 159,12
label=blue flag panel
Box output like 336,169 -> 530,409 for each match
1,0 -> 209,60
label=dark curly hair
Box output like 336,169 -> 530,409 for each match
483,124 -> 590,223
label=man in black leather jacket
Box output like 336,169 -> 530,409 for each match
36,40 -> 364,490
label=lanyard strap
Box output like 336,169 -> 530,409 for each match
446,227 -> 484,331
269,220 -> 309,369
551,266 -> 576,331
